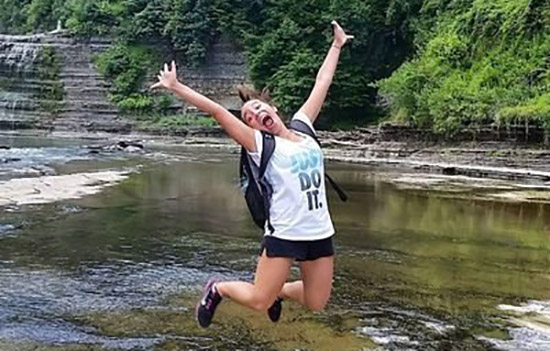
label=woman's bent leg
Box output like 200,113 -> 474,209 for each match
216,252 -> 292,311
279,256 -> 333,311
300,256 -> 333,311
280,281 -> 305,305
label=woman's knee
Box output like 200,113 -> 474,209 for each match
249,294 -> 275,312
305,297 -> 329,312
250,299 -> 273,312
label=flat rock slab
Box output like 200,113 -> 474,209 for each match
382,172 -> 550,203
0,171 -> 130,206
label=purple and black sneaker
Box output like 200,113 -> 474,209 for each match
267,297 -> 283,322
196,279 -> 222,328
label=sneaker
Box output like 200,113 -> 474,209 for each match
196,279 -> 222,328
268,297 -> 283,322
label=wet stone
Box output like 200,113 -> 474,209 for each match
0,224 -> 17,237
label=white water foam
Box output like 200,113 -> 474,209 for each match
479,300 -> 550,351
358,305 -> 457,350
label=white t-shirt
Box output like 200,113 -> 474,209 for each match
248,112 -> 335,241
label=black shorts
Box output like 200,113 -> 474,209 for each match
259,235 -> 334,262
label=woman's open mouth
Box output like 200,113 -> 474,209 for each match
261,115 -> 274,128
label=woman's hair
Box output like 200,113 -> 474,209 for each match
237,85 -> 285,121
237,85 -> 273,105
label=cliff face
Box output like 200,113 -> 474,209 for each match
180,36 -> 248,112
0,33 -> 248,132
55,36 -> 127,132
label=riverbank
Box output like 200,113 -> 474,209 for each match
3,127 -> 550,183
2,127 -> 550,207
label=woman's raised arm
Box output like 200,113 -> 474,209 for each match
298,21 -> 354,123
151,61 -> 256,152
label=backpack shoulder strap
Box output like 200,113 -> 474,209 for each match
259,132 -> 275,178
288,119 -> 319,145
259,132 -> 276,234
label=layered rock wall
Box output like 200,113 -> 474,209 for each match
0,33 -> 248,132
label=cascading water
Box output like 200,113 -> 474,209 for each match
0,33 -> 128,132
0,35 -> 44,130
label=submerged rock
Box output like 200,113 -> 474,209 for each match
87,141 -> 145,154
0,158 -> 21,164
0,224 -> 17,236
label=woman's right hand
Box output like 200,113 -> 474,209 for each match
332,21 -> 354,48
151,61 -> 179,90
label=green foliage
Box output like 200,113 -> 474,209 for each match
95,43 -> 173,113
499,94 -> 550,129
137,113 -> 217,130
220,0 -> 422,124
37,45 -> 64,116
26,0 -> 68,32
380,0 -> 550,134
65,0 -> 126,36
1,0 -> 425,128
0,0 -> 31,34
95,43 -> 151,95
120,0 -> 167,41
115,93 -> 174,113
164,0 -> 217,65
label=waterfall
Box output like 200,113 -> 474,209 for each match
0,33 -> 127,132
0,42 -> 41,70
0,35 -> 44,130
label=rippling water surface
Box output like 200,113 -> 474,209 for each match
0,135 -> 549,350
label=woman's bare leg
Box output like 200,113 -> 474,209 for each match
279,256 -> 333,311
216,252 -> 293,311
279,281 -> 305,304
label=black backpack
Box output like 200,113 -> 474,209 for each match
239,120 -> 347,231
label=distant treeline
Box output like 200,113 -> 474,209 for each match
1,0 -> 549,133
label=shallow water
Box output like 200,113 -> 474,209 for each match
0,136 -> 549,350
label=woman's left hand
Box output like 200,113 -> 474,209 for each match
151,61 -> 179,91
331,20 -> 354,48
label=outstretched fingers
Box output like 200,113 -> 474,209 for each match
150,61 -> 179,90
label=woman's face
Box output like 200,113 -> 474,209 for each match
241,99 -> 284,134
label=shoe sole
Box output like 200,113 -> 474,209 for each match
195,278 -> 218,328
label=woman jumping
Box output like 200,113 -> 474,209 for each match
151,21 -> 353,328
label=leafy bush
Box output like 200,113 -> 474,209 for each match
0,0 -> 32,34
379,0 -> 550,134
37,45 -> 64,116
95,43 -> 174,113
26,0 -> 68,32
138,113 -> 217,130
65,0 -> 126,36
499,94 -> 550,130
